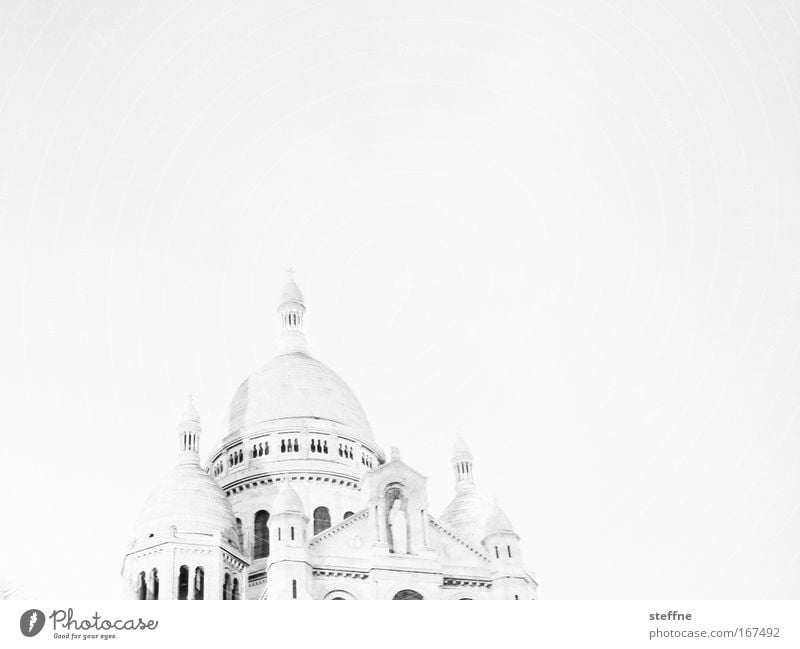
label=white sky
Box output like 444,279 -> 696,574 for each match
0,0 -> 798,600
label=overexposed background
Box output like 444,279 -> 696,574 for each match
0,0 -> 798,600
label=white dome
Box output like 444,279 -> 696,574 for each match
272,482 -> 305,515
453,433 -> 472,458
228,351 -> 374,442
484,502 -> 515,537
439,488 -> 493,548
133,460 -> 239,547
280,279 -> 304,305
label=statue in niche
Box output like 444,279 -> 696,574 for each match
388,497 -> 408,554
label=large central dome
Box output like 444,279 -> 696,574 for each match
228,350 -> 374,441
226,274 -> 374,445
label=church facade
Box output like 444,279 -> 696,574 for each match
121,276 -> 539,600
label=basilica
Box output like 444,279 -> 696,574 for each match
121,275 -> 539,600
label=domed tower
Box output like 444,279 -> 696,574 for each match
439,434 -> 492,548
264,482 -> 313,599
121,399 -> 249,600
209,271 -> 385,599
482,502 -> 538,600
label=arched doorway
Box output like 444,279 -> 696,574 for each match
392,589 -> 423,600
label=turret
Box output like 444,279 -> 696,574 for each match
482,502 -> 536,599
276,268 -> 308,355
177,396 -> 201,459
265,482 -> 313,599
121,398 -> 248,600
440,433 -> 491,547
452,433 -> 475,491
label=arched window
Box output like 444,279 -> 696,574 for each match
343,511 -> 354,519
290,526 -> 295,540
136,571 -> 146,600
311,440 -> 316,453
293,439 -> 299,452
194,567 -> 204,600
292,580 -> 297,599
323,440 -> 328,453
281,439 -> 286,452
222,573 -> 231,600
177,565 -> 189,600
236,518 -> 244,549
313,506 -> 331,535
254,510 -> 270,559
149,568 -> 159,600
495,546 -> 499,559
324,590 -> 356,600
507,545 -> 512,558
393,589 -> 423,600
232,578 -> 240,600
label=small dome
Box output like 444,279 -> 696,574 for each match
280,279 -> 304,306
452,433 -> 472,458
273,482 -> 305,515
133,461 -> 239,549
440,488 -> 492,547
484,502 -> 515,537
178,397 -> 201,433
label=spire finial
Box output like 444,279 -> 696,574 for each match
453,430 -> 472,459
